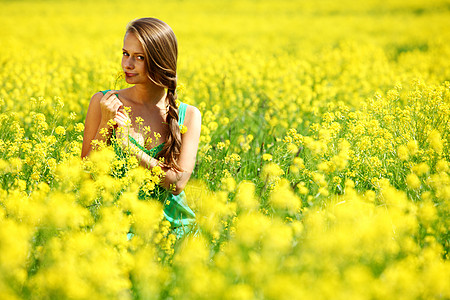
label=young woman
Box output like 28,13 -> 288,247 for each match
81,18 -> 201,236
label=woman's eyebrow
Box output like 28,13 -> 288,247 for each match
122,48 -> 144,55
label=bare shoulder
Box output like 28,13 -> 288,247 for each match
85,91 -> 104,120
90,91 -> 103,105
185,104 -> 202,124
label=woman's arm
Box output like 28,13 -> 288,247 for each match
81,90 -> 123,158
152,105 -> 202,194
114,105 -> 202,195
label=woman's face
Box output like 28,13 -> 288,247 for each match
122,32 -> 148,85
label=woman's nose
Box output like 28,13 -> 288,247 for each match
124,57 -> 134,69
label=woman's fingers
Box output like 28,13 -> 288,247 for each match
101,90 -> 118,105
114,119 -> 129,130
112,101 -> 122,113
106,92 -> 122,107
116,110 -> 128,118
114,113 -> 131,128
101,91 -> 128,128
117,111 -> 131,124
101,91 -> 122,110
114,112 -> 126,122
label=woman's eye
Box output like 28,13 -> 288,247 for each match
137,56 -> 145,61
122,52 -> 129,56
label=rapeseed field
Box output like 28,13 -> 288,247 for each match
0,0 -> 449,299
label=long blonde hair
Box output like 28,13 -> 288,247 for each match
126,18 -> 182,171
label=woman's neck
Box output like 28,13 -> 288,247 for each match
131,82 -> 167,108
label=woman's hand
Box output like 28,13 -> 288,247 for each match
99,90 -> 123,125
81,91 -> 123,158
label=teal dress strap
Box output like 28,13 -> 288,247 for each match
178,102 -> 188,125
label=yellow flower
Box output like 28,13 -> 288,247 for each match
287,143 -> 298,154
412,162 -> 429,176
269,179 -> 301,214
312,172 -> 327,187
436,159 -> 449,173
143,126 -> 152,134
55,125 -> 66,135
106,119 -> 116,129
293,157 -> 305,169
427,129 -> 443,154
16,179 -> 27,190
406,173 -> 421,189
47,158 -> 57,171
224,153 -> 241,166
318,186 -> 329,196
135,116 -> 144,126
215,142 -> 225,151
97,128 -> 108,139
236,180 -> 259,211
262,153 -> 272,161
289,165 -> 299,174
180,124 -> 188,134
397,145 -> 409,161
221,117 -> 230,125
407,140 -> 418,155
297,182 -> 309,195
9,157 -> 22,173
208,121 -> 218,131
418,200 -> 437,226
74,123 -> 84,132
261,162 -> 283,181
152,165 -> 164,176
221,176 -> 236,192
145,137 -> 153,147
318,160 -> 334,173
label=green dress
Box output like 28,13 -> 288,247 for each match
100,90 -> 196,239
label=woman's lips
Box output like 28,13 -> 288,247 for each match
125,72 -> 137,77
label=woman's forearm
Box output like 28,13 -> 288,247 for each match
132,146 -> 190,195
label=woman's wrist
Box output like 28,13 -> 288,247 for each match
142,152 -> 160,169
130,145 -> 159,169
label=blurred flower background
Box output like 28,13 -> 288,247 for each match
0,0 -> 449,299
